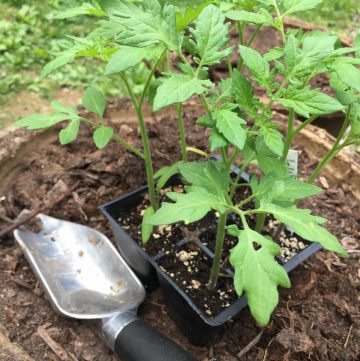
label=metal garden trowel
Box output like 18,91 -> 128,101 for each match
14,214 -> 197,361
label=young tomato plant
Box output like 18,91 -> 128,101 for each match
146,0 -> 359,326
15,0 -> 359,326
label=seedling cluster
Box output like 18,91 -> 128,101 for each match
17,0 -> 360,325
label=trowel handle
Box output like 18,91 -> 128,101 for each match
114,319 -> 198,361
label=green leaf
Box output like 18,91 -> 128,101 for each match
240,46 -> 270,88
209,127 -> 228,151
52,3 -> 106,19
82,87 -> 106,118
51,101 -> 78,116
350,103 -> 360,136
176,1 -> 214,31
225,10 -> 272,25
154,161 -> 183,191
40,51 -> 76,80
178,161 -> 230,198
93,126 -> 114,149
189,5 -> 232,66
141,206 -> 155,244
196,115 -> 216,128
105,45 -> 164,75
259,127 -> 284,156
333,63 -> 360,93
59,119 -> 80,145
232,69 -> 258,117
102,0 -> 180,50
284,0 -> 323,15
257,154 -> 289,177
284,35 -> 299,74
230,228 -> 290,326
287,32 -> 337,79
281,178 -> 322,200
153,73 -> 213,111
279,88 -> 344,118
330,74 -> 358,106
261,204 -> 347,256
147,186 -> 226,225
15,113 -> 70,130
213,109 -> 247,150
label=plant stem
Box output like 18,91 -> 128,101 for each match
247,25 -> 262,47
121,73 -> 157,210
307,106 -> 351,184
230,156 -> 253,199
273,1 -> 286,45
255,213 -> 266,233
209,212 -> 228,289
176,103 -> 188,162
281,108 -> 294,161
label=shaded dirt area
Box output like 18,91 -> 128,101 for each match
1,24 -> 359,361
0,100 -> 359,361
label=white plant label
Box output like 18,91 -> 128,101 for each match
286,149 -> 299,177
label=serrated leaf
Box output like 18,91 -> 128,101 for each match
230,228 -> 290,326
333,63 -> 360,93
232,69 -> 258,117
105,45 -> 164,75
153,73 -> 213,110
93,126 -> 114,149
225,10 -> 272,25
284,0 -> 323,15
257,154 -> 289,177
261,204 -> 347,256
40,51 -> 76,80
51,101 -> 78,116
196,115 -> 216,128
141,206 -> 155,244
279,88 -> 344,118
147,186 -> 226,225
82,87 -> 106,118
178,161 -> 230,198
330,73 -> 358,106
52,3 -> 106,19
15,113 -> 71,130
102,0 -> 180,50
240,46 -> 270,88
209,127 -> 228,151
189,5 -> 232,66
154,161 -> 183,191
260,127 -> 284,156
214,109 -> 247,150
59,119 -> 80,145
176,1 -> 213,31
286,32 -> 338,80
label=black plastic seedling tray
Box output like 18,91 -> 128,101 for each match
100,166 -> 322,346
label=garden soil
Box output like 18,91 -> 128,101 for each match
0,26 -> 359,361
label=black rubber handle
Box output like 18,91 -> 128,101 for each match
114,319 -> 197,361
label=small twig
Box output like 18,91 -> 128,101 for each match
344,324 -> 353,348
37,324 -> 79,361
0,214 -> 15,224
237,328 -> 265,358
0,182 -> 80,240
12,278 -> 33,290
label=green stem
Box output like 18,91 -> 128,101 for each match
247,24 -> 262,47
82,118 -> 145,159
230,156 -> 253,199
209,212 -> 228,289
281,108 -> 295,161
307,106 -> 351,184
292,115 -> 318,138
255,213 -> 266,233
121,73 -> 157,210
176,103 -> 188,162
273,1 -> 286,45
